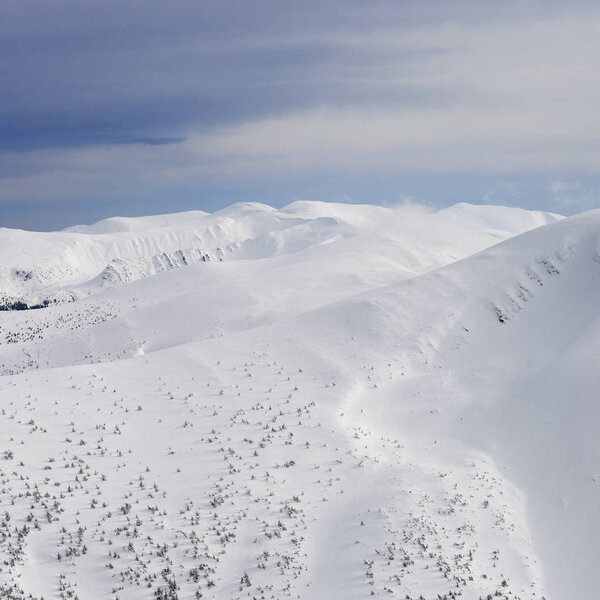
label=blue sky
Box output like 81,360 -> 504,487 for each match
3,1 -> 600,229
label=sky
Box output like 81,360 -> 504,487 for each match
3,0 -> 600,230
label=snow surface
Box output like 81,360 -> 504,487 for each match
0,201 -> 596,600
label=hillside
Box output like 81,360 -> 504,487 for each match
0,202 -> 561,309
0,201 -> 595,600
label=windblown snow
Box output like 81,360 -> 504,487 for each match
0,201 -> 596,600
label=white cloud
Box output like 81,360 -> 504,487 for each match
184,17 -> 600,174
4,14 -> 600,205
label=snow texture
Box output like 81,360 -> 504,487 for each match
0,201 -> 595,600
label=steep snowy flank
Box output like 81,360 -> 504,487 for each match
283,209 -> 600,599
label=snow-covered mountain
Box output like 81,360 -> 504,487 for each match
0,201 -> 560,309
0,201 -> 596,600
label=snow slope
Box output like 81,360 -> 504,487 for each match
0,201 -> 561,308
0,201 -> 596,600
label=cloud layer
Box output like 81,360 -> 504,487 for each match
2,1 -> 600,227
